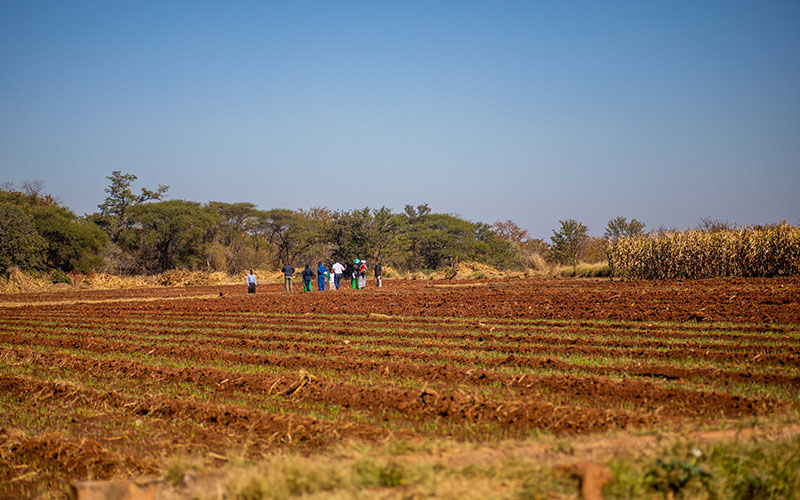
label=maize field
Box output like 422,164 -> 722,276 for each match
608,223 -> 800,280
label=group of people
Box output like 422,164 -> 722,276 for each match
245,260 -> 382,294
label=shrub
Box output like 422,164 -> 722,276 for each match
49,269 -> 72,285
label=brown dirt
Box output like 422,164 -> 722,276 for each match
0,276 -> 798,498
2,276 -> 798,323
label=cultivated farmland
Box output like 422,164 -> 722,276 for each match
1,278 -> 799,498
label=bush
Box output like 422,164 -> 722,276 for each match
552,262 -> 609,278
49,269 -> 72,285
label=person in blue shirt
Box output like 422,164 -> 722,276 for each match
301,264 -> 314,292
246,269 -> 257,294
317,262 -> 327,291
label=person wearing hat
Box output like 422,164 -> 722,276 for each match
358,260 -> 367,289
351,259 -> 359,289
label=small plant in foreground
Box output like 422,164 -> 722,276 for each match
645,458 -> 714,499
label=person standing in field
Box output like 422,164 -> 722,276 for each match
302,264 -> 314,292
332,260 -> 345,289
317,262 -> 327,291
247,269 -> 257,293
282,262 -> 295,293
358,260 -> 367,289
374,261 -> 382,288
350,259 -> 359,289
328,263 -> 336,291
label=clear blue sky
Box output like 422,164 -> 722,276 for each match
2,1 -> 798,237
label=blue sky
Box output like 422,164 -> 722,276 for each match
1,1 -> 798,237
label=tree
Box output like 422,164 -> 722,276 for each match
0,203 -> 47,271
369,206 -> 401,262
96,171 -> 168,242
400,203 -> 432,269
328,207 -> 400,265
329,208 -> 375,263
208,202 -> 259,273
120,200 -> 217,273
32,205 -> 107,272
260,209 -> 309,266
605,217 -> 646,241
550,219 -> 589,267
1,183 -> 107,272
697,217 -> 733,233
415,213 -> 476,269
474,223 -> 526,270
489,220 -> 534,270
492,219 -> 530,244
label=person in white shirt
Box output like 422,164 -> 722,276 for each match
331,261 -> 345,289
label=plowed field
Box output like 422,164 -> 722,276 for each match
1,277 -> 799,498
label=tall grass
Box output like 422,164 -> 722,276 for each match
609,224 -> 800,279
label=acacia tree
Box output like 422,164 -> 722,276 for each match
415,213 -> 476,269
96,171 -> 169,242
328,208 -> 374,263
550,219 -> 589,268
328,206 -> 400,265
260,208 -> 311,266
605,217 -> 646,241
120,200 -> 218,273
399,203 -> 432,269
208,201 -> 259,273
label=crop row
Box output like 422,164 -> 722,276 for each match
0,321 -> 788,425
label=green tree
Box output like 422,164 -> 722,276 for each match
32,205 -> 108,272
371,206 -> 401,263
260,208 -> 310,266
296,207 -> 335,265
120,200 -> 218,273
550,219 -> 589,268
1,183 -> 107,272
96,171 -> 168,242
489,219 -> 533,270
415,213 -> 476,269
328,207 -> 400,264
400,203 -> 432,269
605,217 -> 646,241
208,201 -> 259,273
0,203 -> 47,271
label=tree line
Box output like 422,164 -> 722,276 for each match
2,172 -> 649,277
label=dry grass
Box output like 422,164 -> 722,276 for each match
609,224 -> 800,279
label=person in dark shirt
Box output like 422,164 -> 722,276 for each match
374,262 -> 382,287
301,264 -> 314,292
282,262 -> 295,293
